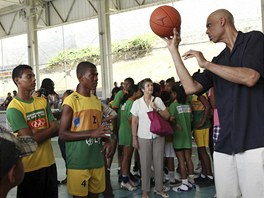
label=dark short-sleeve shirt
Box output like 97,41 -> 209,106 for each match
193,31 -> 264,155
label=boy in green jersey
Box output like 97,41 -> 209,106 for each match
59,61 -> 113,198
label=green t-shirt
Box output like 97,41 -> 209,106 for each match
111,90 -> 124,109
111,90 -> 124,128
169,101 -> 192,149
118,99 -> 134,146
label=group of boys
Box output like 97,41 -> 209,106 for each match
1,62 -> 113,198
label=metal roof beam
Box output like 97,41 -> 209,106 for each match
134,0 -> 146,6
7,11 -> 18,35
0,22 -> 7,35
50,1 -> 64,22
86,0 -> 98,14
0,4 -> 24,17
65,0 -> 76,22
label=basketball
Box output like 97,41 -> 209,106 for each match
149,5 -> 181,38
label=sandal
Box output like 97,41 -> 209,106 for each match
188,181 -> 196,189
154,188 -> 170,198
142,192 -> 149,198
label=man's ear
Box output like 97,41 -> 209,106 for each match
7,165 -> 16,183
220,17 -> 226,26
78,75 -> 83,83
14,77 -> 19,85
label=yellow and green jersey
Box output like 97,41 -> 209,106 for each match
62,91 -> 104,169
190,94 -> 211,129
6,96 -> 55,172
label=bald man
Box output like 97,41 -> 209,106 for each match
164,9 -> 264,198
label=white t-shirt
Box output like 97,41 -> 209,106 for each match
130,96 -> 166,139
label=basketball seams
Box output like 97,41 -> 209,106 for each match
160,6 -> 177,28
149,5 -> 181,38
149,21 -> 173,36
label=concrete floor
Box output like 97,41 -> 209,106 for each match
7,137 -> 216,198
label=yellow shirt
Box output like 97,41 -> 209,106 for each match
7,96 -> 55,172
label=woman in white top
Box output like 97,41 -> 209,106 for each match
131,78 -> 170,198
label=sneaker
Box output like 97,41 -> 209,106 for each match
120,181 -> 136,191
172,183 -> 191,192
199,177 -> 215,187
154,187 -> 170,198
194,176 -> 206,184
169,179 -> 181,187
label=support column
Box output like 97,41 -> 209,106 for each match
97,0 -> 113,99
26,0 -> 40,89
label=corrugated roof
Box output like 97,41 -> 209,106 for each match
0,0 -> 21,10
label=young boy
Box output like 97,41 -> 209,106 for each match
0,126 -> 37,198
59,61 -> 112,198
6,64 -> 59,198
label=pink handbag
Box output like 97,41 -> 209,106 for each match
147,110 -> 173,136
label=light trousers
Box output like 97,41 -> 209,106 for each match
214,148 -> 264,198
138,136 -> 165,192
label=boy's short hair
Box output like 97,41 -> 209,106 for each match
76,61 -> 96,79
12,64 -> 32,85
0,126 -> 37,180
124,77 -> 134,85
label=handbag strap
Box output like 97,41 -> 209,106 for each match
152,97 -> 156,102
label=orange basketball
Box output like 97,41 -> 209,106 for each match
149,5 -> 181,38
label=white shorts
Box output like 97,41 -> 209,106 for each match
164,142 -> 176,158
214,148 -> 264,198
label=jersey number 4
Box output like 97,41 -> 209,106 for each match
81,180 -> 87,187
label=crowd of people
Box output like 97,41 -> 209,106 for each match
0,8 -> 263,198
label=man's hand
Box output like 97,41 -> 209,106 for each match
101,140 -> 114,159
182,50 -> 209,69
133,136 -> 139,149
89,125 -> 112,138
162,28 -> 181,52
